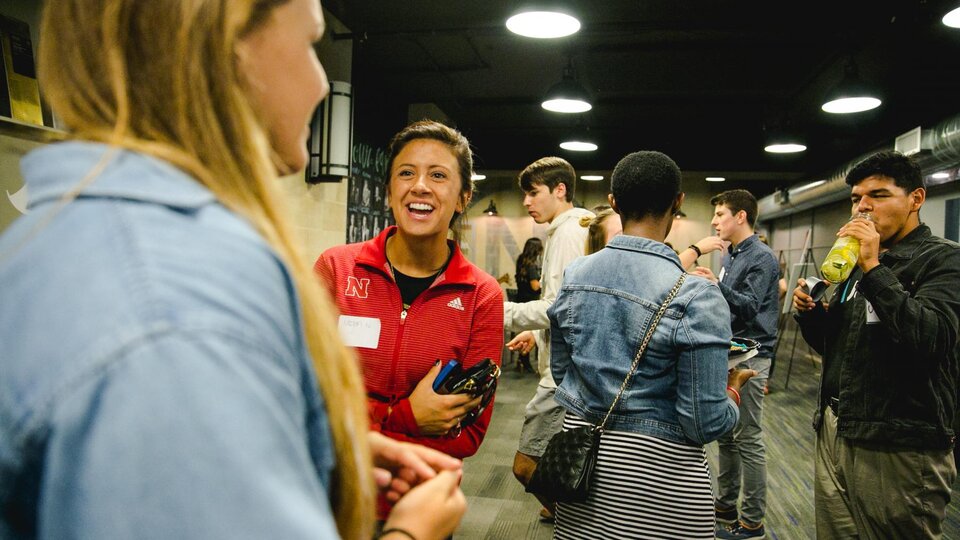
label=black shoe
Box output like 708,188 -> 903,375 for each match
715,504 -> 738,525
539,507 -> 555,523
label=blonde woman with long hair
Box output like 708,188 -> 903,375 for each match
0,1 -> 464,538
578,208 -> 622,255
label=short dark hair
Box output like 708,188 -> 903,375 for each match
610,151 -> 681,221
518,157 -> 576,202
710,189 -> 758,227
846,150 -> 924,193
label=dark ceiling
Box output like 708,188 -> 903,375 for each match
323,1 -> 960,197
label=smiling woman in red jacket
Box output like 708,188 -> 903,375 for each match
316,120 -> 503,516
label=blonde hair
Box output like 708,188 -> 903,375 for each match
38,0 -> 373,536
579,209 -> 617,255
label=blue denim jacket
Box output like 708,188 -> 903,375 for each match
0,143 -> 340,539
549,235 -> 739,445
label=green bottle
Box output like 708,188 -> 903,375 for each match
820,212 -> 873,283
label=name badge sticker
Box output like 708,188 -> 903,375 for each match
718,266 -> 726,282
338,315 -> 381,349
864,300 -> 880,324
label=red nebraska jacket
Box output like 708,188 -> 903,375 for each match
315,227 -> 504,459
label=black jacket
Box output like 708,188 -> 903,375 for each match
797,224 -> 960,450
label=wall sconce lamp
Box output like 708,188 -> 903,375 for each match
306,80 -> 353,183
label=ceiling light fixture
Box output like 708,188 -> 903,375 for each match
706,177 -> 726,182
542,59 -> 592,113
943,6 -> 960,28
763,119 -> 807,154
932,172 -> 951,179
765,143 -> 807,154
560,140 -> 597,152
821,59 -> 882,114
471,173 -> 486,181
580,175 -> 604,181
483,200 -> 498,216
506,10 -> 581,39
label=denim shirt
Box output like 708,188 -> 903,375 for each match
0,142 -> 339,539
549,235 -> 739,445
717,234 -> 781,358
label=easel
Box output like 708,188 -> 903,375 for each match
774,229 -> 820,389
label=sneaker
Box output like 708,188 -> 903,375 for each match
715,504 -> 738,525
716,520 -> 765,539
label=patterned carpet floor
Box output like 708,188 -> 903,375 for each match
457,322 -> 960,539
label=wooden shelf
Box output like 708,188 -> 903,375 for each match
0,115 -> 65,143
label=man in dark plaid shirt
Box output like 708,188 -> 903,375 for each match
691,189 -> 781,540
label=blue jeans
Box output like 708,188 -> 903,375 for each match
716,356 -> 771,525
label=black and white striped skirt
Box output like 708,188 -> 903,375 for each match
554,413 -> 715,540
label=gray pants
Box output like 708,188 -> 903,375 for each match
815,406 -> 956,539
716,356 -> 771,525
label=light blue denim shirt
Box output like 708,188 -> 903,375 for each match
0,142 -> 339,539
549,235 -> 739,445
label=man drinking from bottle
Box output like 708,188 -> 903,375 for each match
793,150 -> 960,539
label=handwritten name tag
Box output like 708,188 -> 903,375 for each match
338,315 -> 381,349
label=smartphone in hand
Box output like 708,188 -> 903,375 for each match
433,360 -> 460,392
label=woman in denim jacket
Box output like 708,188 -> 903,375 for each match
548,151 -> 755,540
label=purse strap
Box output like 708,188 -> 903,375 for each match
597,273 -> 687,431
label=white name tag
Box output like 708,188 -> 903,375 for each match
864,300 -> 880,324
718,266 -> 726,282
338,315 -> 381,349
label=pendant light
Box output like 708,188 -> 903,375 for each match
542,58 -> 592,113
821,59 -> 881,114
764,126 -> 807,154
943,6 -> 960,28
506,10 -> 580,38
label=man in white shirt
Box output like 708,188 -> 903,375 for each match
503,156 -> 593,518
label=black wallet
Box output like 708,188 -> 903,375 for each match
434,358 -> 500,427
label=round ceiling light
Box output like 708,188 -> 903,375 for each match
506,11 -> 581,39
560,140 -> 597,152
943,7 -> 960,28
821,96 -> 882,114
542,98 -> 592,113
765,143 -> 807,154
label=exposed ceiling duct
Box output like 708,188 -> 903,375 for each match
758,112 -> 960,222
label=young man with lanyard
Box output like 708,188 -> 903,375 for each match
690,189 -> 780,539
502,157 -> 593,521
793,151 -> 960,539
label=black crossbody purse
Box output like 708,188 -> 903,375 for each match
526,274 -> 686,503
